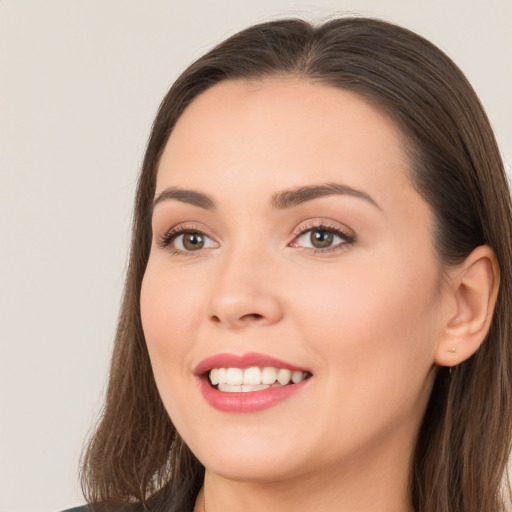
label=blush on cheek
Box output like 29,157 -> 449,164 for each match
141,268 -> 196,344
291,261 -> 438,367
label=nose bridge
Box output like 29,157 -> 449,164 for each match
208,235 -> 283,328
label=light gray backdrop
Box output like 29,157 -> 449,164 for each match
0,1 -> 510,511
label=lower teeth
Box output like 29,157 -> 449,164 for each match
217,382 -> 287,393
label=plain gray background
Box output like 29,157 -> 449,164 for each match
0,1 -> 510,511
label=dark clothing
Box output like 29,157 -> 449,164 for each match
62,476 -> 201,512
60,505 -> 144,512
60,508 -> 92,512
60,495 -> 195,512
60,506 -> 144,512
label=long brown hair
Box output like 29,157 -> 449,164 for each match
81,17 -> 512,512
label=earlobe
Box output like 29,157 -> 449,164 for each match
435,245 -> 500,368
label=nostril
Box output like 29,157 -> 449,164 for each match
242,313 -> 264,321
210,312 -> 264,325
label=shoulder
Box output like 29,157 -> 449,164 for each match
59,507 -> 98,512
59,488 -> 195,512
59,505 -> 143,512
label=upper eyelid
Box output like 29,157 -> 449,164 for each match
294,222 -> 341,234
292,218 -> 355,238
161,222 -> 213,237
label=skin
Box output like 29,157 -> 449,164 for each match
140,78 -> 494,512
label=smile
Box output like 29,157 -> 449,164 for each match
209,366 -> 309,392
195,352 -> 312,412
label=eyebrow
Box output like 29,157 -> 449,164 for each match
151,182 -> 380,212
152,187 -> 216,211
271,183 -> 381,210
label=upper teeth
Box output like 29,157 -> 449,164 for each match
209,366 -> 307,390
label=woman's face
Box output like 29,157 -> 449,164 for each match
141,78 -> 446,485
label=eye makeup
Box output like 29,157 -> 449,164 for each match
289,219 -> 356,255
155,218 -> 356,258
156,222 -> 219,257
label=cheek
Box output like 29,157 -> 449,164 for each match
139,262 -> 205,394
284,261 -> 440,454
140,263 -> 208,429
141,262 -> 201,347
288,256 -> 440,392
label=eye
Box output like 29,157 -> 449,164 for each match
290,223 -> 355,253
173,231 -> 217,251
157,225 -> 218,254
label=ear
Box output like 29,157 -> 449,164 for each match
435,245 -> 500,367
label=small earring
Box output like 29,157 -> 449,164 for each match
448,347 -> 457,353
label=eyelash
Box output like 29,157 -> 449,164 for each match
156,221 -> 355,256
156,223 -> 213,257
290,221 -> 356,255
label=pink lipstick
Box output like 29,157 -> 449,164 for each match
195,352 -> 312,413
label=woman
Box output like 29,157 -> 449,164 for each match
75,16 -> 512,512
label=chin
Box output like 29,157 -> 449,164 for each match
183,424 -> 310,483
201,452 -> 305,484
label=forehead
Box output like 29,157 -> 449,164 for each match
156,77 -> 412,204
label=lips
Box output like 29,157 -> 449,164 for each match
195,352 -> 312,412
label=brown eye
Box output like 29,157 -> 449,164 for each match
181,232 -> 205,250
310,230 -> 334,249
158,226 -> 218,254
291,225 -> 354,253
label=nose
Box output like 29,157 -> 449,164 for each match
207,249 -> 284,329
